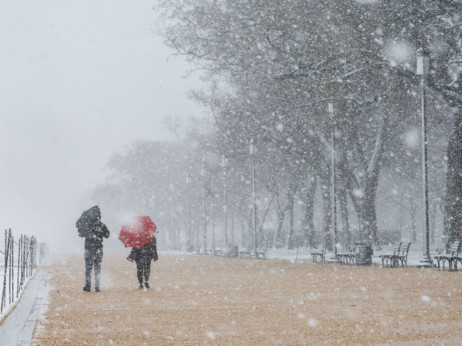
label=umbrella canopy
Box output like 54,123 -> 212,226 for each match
76,205 -> 101,237
118,215 -> 157,248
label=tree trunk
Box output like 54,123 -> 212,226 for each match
241,219 -> 246,248
444,109 -> 462,248
302,177 -> 317,248
410,194 -> 417,243
347,112 -> 387,248
272,191 -> 285,249
338,191 -> 350,247
354,177 -> 381,248
287,189 -> 295,249
337,151 -> 351,247
320,174 -> 333,251
284,181 -> 298,249
230,211 -> 235,244
257,193 -> 276,248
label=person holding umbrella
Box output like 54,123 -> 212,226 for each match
76,205 -> 110,292
119,215 -> 158,290
127,237 -> 158,289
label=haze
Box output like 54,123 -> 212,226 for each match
0,0 -> 202,252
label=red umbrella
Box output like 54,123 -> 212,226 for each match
118,215 -> 157,248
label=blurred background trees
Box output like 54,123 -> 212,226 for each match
92,1 -> 460,252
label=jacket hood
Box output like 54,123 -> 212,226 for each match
88,205 -> 101,219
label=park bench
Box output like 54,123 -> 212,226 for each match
432,245 -> 446,265
212,248 -> 223,256
238,248 -> 251,258
391,242 -> 412,267
223,244 -> 239,258
204,248 -> 213,255
255,248 -> 268,259
237,247 -> 267,259
336,252 -> 347,264
337,245 -> 355,265
310,249 -> 325,263
453,252 -> 462,271
434,240 -> 461,271
379,242 -> 402,267
337,244 -> 368,265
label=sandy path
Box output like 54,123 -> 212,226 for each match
33,254 -> 462,345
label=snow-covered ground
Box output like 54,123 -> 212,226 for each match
0,269 -> 49,346
266,243 -> 435,266
0,267 -> 35,323
159,242 -> 440,266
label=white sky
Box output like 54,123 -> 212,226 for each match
0,0 -> 203,252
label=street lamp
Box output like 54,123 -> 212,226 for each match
169,179 -> 176,250
221,155 -> 228,245
201,159 -> 207,253
211,177 -> 216,252
328,103 -> 339,263
186,171 -> 191,245
250,139 -> 258,257
416,48 -> 433,267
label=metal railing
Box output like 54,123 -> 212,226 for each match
0,229 -> 46,315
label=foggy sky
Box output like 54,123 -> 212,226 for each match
0,0 -> 203,252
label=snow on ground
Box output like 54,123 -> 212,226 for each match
160,242 -> 436,266
0,269 -> 50,346
0,267 -> 36,323
267,244 -> 433,266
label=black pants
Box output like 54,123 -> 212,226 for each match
84,248 -> 103,289
135,258 -> 151,284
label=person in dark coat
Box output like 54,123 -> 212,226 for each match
127,237 -> 158,289
76,205 -> 110,292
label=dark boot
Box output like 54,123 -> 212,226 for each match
83,286 -> 91,292
144,282 -> 150,289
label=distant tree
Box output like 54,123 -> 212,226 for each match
157,0 -> 460,250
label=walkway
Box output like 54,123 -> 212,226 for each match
31,254 -> 462,344
0,270 -> 49,346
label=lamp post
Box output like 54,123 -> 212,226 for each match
201,159 -> 207,253
186,171 -> 191,245
416,48 -> 433,267
211,177 -> 216,252
169,179 -> 176,250
328,103 -> 339,262
222,155 -> 228,245
250,139 -> 258,257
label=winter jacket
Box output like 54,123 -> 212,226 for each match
76,206 -> 110,250
128,238 -> 158,262
83,222 -> 110,250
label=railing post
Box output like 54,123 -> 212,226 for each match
1,229 -> 10,313
9,231 -> 14,304
17,235 -> 20,298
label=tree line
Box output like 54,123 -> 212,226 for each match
93,1 -> 461,252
